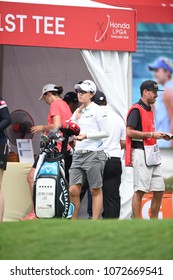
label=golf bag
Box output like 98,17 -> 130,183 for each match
33,120 -> 80,218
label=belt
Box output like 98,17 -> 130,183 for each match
75,150 -> 91,154
132,139 -> 143,142
109,157 -> 121,159
133,147 -> 144,150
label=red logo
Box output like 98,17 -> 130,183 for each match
95,15 -> 110,43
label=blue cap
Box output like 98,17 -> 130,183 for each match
148,58 -> 173,73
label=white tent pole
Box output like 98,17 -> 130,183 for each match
127,53 -> 132,109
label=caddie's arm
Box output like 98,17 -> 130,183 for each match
127,126 -> 165,140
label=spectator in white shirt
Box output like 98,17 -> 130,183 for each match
94,91 -> 126,218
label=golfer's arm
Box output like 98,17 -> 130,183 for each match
86,117 -> 109,139
42,115 -> 61,132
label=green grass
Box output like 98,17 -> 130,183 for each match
0,219 -> 173,260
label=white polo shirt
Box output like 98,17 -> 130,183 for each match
102,105 -> 126,158
71,102 -> 109,151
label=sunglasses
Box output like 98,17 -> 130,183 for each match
76,89 -> 88,94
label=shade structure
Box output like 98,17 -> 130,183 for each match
0,0 -> 137,219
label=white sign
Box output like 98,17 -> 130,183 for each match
16,139 -> 34,164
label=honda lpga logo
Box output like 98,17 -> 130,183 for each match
95,14 -> 131,43
95,15 -> 110,43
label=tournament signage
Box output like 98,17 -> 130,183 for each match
0,1 -> 136,51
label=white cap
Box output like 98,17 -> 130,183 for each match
74,80 -> 96,94
39,84 -> 59,100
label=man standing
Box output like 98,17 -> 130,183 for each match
126,80 -> 168,219
94,91 -> 126,218
148,57 -> 173,147
0,96 -> 11,221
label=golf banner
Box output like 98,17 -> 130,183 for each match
141,193 -> 173,219
132,23 -> 173,148
132,23 -> 173,103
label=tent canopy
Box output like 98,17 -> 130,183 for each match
0,0 -> 136,51
94,0 -> 173,23
2,0 -> 130,9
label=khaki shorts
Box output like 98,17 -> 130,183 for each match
69,150 -> 107,189
132,149 -> 165,193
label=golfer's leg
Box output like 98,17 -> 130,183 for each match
90,187 -> 103,220
27,167 -> 35,211
69,184 -> 82,219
